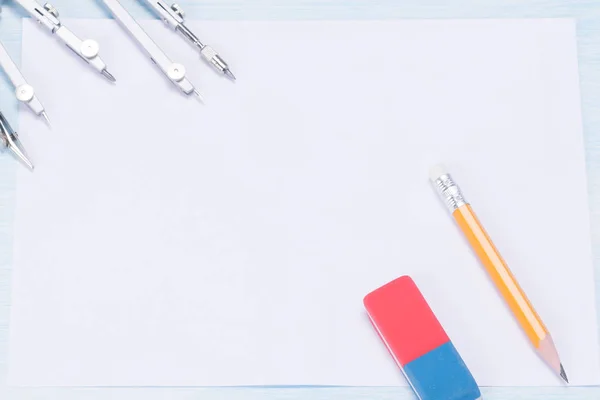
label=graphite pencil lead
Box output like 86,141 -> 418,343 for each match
101,69 -> 117,83
224,69 -> 236,81
559,364 -> 569,383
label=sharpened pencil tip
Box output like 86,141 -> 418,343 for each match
559,364 -> 569,383
224,69 -> 236,81
101,69 -> 116,83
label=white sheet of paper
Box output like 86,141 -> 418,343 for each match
7,18 -> 599,387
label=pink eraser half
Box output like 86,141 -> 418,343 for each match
363,276 -> 449,366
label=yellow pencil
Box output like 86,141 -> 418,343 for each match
429,165 -> 568,383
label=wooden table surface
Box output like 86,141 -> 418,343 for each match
1,1 -> 599,399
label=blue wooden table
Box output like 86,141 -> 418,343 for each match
1,1 -> 599,399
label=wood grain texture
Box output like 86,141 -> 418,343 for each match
1,0 -> 599,398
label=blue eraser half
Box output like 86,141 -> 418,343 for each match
404,342 -> 481,400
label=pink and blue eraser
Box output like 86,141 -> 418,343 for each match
364,276 -> 481,400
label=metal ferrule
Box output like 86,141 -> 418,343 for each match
432,173 -> 469,212
210,54 -> 228,72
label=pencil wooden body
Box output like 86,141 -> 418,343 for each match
430,166 -> 567,382
452,203 -> 565,378
452,204 -> 548,347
